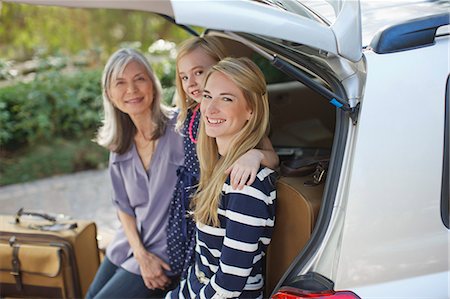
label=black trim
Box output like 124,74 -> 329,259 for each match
270,68 -> 349,296
284,272 -> 334,292
221,32 -> 350,296
370,13 -> 450,54
237,32 -> 360,124
271,56 -> 350,112
442,75 -> 450,229
273,99 -> 348,295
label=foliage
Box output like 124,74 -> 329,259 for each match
0,52 -> 177,185
0,68 -> 103,149
0,66 -> 105,186
0,2 -> 191,185
0,59 -> 177,147
0,2 -> 193,62
0,137 -> 109,186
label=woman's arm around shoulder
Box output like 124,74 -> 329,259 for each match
226,137 -> 279,190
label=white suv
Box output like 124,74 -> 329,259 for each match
4,0 -> 449,298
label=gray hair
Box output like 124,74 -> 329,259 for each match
95,48 -> 169,154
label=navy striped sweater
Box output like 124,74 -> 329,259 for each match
167,167 -> 276,299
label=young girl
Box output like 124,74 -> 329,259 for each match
167,57 -> 276,298
167,37 -> 278,279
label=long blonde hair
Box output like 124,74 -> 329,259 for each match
175,36 -> 226,131
95,48 -> 170,154
194,57 -> 269,226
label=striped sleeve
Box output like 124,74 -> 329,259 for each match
199,167 -> 276,298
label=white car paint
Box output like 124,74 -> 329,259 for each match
173,0 -> 362,62
334,37 -> 449,298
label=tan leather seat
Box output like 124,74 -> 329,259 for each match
265,175 -> 324,295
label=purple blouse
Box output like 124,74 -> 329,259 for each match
105,117 -> 184,275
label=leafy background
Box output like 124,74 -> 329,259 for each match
0,2 -> 193,185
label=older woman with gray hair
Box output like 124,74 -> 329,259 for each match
86,48 -> 183,298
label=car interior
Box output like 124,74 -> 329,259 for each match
206,34 -> 337,295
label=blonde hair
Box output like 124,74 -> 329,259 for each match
175,36 -> 226,131
193,57 -> 269,226
95,48 -> 170,154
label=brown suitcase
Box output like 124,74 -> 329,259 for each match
0,210 -> 100,298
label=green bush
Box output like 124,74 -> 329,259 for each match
0,68 -> 106,185
0,69 -> 103,148
0,57 -> 177,186
0,60 -> 177,149
0,138 -> 109,186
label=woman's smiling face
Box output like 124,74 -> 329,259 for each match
108,60 -> 154,117
201,71 -> 252,153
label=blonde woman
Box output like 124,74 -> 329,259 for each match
167,37 -> 278,279
167,57 -> 276,298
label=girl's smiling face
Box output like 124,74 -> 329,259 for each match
108,60 -> 154,117
178,47 -> 218,103
201,71 -> 252,154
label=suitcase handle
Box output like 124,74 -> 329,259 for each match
15,208 -> 57,224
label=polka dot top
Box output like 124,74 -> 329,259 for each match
167,105 -> 201,278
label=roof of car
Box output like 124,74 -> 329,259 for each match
369,13 -> 449,54
361,0 -> 449,45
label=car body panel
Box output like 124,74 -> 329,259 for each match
330,38 -> 450,297
330,0 -> 362,63
174,0 -> 362,62
302,0 -> 450,46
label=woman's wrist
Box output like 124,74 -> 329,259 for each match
253,149 -> 265,163
133,246 -> 149,262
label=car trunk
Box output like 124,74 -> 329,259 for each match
202,31 -> 354,296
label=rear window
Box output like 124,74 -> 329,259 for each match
252,53 -> 292,84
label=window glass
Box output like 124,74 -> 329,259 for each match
252,53 -> 293,84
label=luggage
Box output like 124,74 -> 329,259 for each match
265,175 -> 324,295
0,209 -> 100,298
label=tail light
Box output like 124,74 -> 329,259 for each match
272,287 -> 360,299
